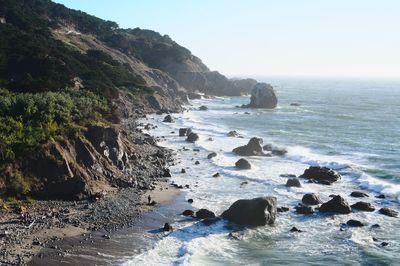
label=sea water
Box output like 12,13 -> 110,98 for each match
125,78 -> 400,266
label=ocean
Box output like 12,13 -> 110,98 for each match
126,78 -> 400,265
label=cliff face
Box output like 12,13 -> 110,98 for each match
0,0 -> 258,200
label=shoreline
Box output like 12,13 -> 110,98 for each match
28,181 -> 183,266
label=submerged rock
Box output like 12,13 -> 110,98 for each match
186,132 -> 199,143
351,202 -> 375,212
290,227 -> 303,232
286,178 -> 301,188
196,209 -> 216,219
301,166 -> 341,185
235,158 -> 251,169
227,131 -> 240,137
277,207 -> 290,212
302,194 -> 322,205
199,105 -> 208,111
379,208 -> 398,217
319,195 -> 352,214
243,83 -> 278,109
212,172 -> 220,177
221,197 -> 277,226
232,137 -> 264,156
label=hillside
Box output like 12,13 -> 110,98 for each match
0,0 -> 257,202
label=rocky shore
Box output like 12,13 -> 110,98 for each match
0,113 -> 180,265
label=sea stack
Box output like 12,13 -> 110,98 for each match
243,83 -> 277,109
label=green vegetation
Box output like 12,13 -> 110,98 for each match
0,89 -> 109,161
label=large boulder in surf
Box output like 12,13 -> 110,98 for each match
186,132 -> 199,143
301,166 -> 341,185
319,195 -> 352,214
242,83 -> 277,109
221,197 -> 277,226
235,158 -> 251,169
232,137 -> 264,156
350,191 -> 369,198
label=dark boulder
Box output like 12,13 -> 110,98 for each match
235,158 -> 251,169
347,219 -> 364,227
162,168 -> 171,177
376,194 -> 386,199
277,207 -> 290,212
221,197 -> 277,226
379,208 -> 398,217
302,194 -> 322,205
196,209 -> 216,219
182,210 -> 194,216
290,227 -> 303,232
212,173 -> 220,177
319,195 -> 352,214
351,202 -> 375,212
286,178 -> 301,188
163,223 -> 173,232
186,133 -> 199,143
350,191 -> 369,198
181,168 -> 186,173
243,83 -> 278,109
232,137 -> 264,156
301,166 -> 341,185
207,152 -> 217,159
187,199 -> 194,203
195,161 -> 200,165
179,128 -> 192,137
163,115 -> 174,123
199,105 -> 208,111
295,204 -> 314,215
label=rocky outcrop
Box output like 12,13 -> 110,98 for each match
232,138 -> 264,156
301,166 -> 341,185
319,196 -> 352,214
242,83 -> 277,109
23,125 -> 170,200
221,197 -> 277,226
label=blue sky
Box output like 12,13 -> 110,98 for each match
53,0 -> 400,78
